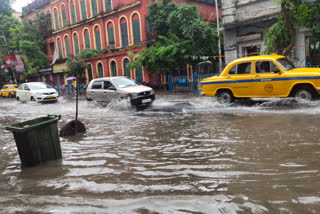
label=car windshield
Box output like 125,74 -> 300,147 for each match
276,57 -> 296,71
28,83 -> 51,90
8,86 -> 18,89
112,77 -> 136,88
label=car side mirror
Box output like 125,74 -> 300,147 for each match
272,67 -> 280,74
25,88 -> 30,91
109,86 -> 116,91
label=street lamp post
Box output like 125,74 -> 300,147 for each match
215,0 -> 222,73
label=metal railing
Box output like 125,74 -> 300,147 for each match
168,72 -> 215,92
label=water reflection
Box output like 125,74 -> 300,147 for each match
0,94 -> 320,213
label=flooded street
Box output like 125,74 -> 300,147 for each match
1,93 -> 320,213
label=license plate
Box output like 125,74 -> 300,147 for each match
142,98 -> 151,103
46,95 -> 54,98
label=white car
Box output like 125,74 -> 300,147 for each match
86,77 -> 155,106
16,82 -> 59,102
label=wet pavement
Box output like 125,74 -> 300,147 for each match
0,93 -> 320,213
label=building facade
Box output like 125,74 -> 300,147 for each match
222,0 -> 317,67
22,0 -> 221,86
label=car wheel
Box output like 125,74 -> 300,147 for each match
217,90 -> 234,104
31,96 -> 36,102
16,96 -> 20,102
293,86 -> 314,103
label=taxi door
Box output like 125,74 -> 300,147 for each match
252,61 -> 287,97
226,61 -> 255,97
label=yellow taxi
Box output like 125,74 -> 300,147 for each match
0,84 -> 19,98
201,55 -> 320,103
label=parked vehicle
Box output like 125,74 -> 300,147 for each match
201,55 -> 320,104
0,84 -> 18,98
86,77 -> 155,106
16,82 -> 59,103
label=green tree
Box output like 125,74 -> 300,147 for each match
129,2 -> 218,74
9,12 -> 51,77
264,0 -> 320,55
0,15 -> 20,60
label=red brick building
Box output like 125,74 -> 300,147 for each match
22,0 -> 221,86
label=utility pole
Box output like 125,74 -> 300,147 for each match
215,0 -> 222,73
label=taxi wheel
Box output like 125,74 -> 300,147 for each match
293,86 -> 314,102
8,93 -> 12,98
217,90 -> 234,104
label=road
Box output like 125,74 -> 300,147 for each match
0,93 -> 320,213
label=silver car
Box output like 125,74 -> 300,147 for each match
86,77 -> 155,106
16,82 -> 59,102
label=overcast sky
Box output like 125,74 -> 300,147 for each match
12,0 -> 34,12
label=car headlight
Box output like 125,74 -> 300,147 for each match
150,89 -> 154,94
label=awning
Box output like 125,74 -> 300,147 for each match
53,63 -> 68,73
39,67 -> 53,72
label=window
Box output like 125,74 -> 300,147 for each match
65,36 -> 71,57
104,81 -> 112,89
107,22 -> 115,44
256,61 -> 272,73
57,38 -> 63,59
87,64 -> 93,81
136,66 -> 143,82
80,0 -> 87,20
70,0 -> 76,24
120,18 -> 128,47
132,14 -> 141,45
54,8 -> 59,30
73,33 -> 79,55
61,5 -> 67,27
111,61 -> 117,76
94,26 -> 101,50
98,62 -> 103,77
105,0 -> 111,12
84,29 -> 90,49
91,0 -> 98,17
229,62 -> 252,75
92,81 -> 102,89
123,58 -> 130,77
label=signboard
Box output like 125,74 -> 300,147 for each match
53,63 -> 68,73
15,55 -> 25,72
4,54 -> 16,67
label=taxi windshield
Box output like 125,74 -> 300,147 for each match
8,86 -> 18,89
276,57 -> 295,71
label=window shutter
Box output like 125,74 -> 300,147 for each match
112,62 -> 117,76
146,17 -> 152,41
92,0 -> 97,17
88,65 -> 93,81
66,39 -> 70,57
54,13 -> 59,30
107,27 -> 114,44
136,66 -> 143,83
98,64 -> 103,77
85,33 -> 90,49
62,9 -> 67,27
124,59 -> 130,77
58,41 -> 63,59
81,1 -> 87,20
133,19 -> 141,45
74,37 -> 79,55
71,5 -> 76,24
105,0 -> 111,12
121,23 -> 128,47
95,31 -> 101,50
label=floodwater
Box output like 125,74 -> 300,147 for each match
0,93 -> 320,213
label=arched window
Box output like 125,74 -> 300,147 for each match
120,17 -> 128,47
73,33 -> 79,55
136,66 -> 143,83
54,8 -> 60,30
57,38 -> 63,59
84,29 -> 90,49
91,0 -> 98,17
80,0 -> 87,20
94,26 -> 101,50
87,64 -> 93,81
98,62 -> 104,78
61,4 -> 67,27
105,0 -> 111,12
107,22 -> 115,45
69,0 -> 76,24
111,61 -> 117,76
132,13 -> 141,45
65,35 -> 71,57
123,58 -> 130,77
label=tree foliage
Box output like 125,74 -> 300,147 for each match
129,1 -> 218,74
0,15 -> 20,60
0,0 -> 13,21
265,0 -> 320,55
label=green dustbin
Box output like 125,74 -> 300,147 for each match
5,115 -> 62,167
